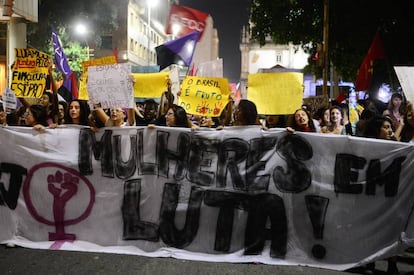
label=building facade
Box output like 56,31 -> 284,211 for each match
0,0 -> 38,92
96,0 -> 219,71
0,0 -> 218,93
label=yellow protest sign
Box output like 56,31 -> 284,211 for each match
178,76 -> 231,116
10,48 -> 50,98
133,72 -> 169,98
247,72 -> 304,114
78,56 -> 118,100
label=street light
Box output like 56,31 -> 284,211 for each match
147,0 -> 158,66
75,22 -> 90,60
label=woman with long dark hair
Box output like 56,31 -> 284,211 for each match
287,108 -> 317,133
165,104 -> 190,128
233,99 -> 258,126
24,104 -> 49,130
321,106 -> 346,135
65,99 -> 91,126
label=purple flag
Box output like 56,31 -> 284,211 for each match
52,28 -> 72,77
155,31 -> 200,70
52,27 -> 75,97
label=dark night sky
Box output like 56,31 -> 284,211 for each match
179,0 -> 250,83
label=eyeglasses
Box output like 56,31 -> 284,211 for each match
112,109 -> 125,114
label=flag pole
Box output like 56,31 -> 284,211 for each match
322,0 -> 329,100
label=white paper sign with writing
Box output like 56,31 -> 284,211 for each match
87,63 -> 134,109
394,66 -> 414,103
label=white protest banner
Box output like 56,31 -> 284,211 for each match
87,63 -> 134,109
1,126 -> 414,272
394,66 -> 414,103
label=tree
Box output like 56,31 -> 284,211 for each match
250,0 -> 414,87
27,0 -> 123,76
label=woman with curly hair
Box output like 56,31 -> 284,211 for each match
65,99 -> 91,126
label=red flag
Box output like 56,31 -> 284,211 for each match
335,91 -> 346,103
69,73 -> 79,99
166,5 -> 208,40
355,33 -> 385,91
113,48 -> 119,64
188,63 -> 198,76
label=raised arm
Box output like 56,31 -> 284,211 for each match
128,108 -> 136,126
48,61 -> 59,123
18,97 -> 30,109
94,107 -> 109,126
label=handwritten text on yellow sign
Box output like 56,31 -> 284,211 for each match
10,48 -> 50,98
178,76 -> 231,116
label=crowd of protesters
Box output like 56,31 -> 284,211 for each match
1,62 -> 412,154
2,61 -> 411,275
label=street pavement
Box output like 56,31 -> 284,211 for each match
1,245 -> 414,275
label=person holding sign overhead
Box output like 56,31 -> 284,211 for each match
18,61 -> 59,127
152,79 -> 174,126
91,73 -> 137,127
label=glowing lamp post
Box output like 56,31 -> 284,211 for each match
75,23 -> 90,60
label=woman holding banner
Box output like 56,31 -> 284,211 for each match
321,106 -> 346,135
64,99 -> 91,126
286,108 -> 317,133
233,99 -> 259,126
361,115 -> 400,274
24,104 -> 49,131
399,102 -> 414,143
165,104 -> 191,128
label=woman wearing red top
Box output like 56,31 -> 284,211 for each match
287,108 -> 317,133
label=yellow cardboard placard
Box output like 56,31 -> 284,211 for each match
247,72 -> 304,114
178,76 -> 231,116
10,48 -> 50,98
133,72 -> 170,98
